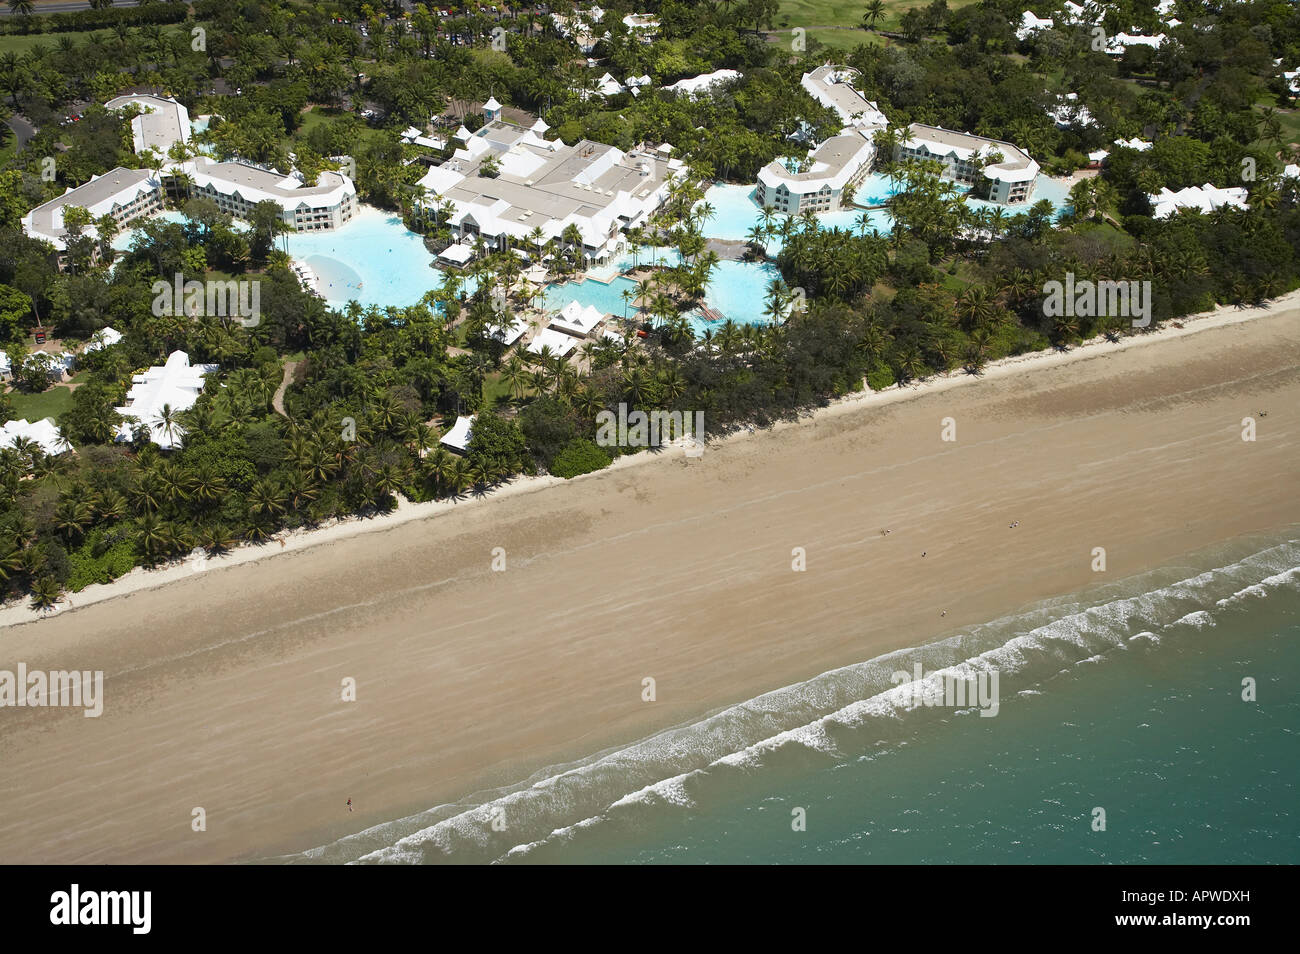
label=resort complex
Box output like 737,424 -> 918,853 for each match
421,102 -> 685,265
755,66 -> 888,214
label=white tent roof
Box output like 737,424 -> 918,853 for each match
1149,183 -> 1249,219
440,415 -> 475,452
439,243 -> 475,264
551,300 -> 604,337
527,328 -> 580,357
486,314 -> 530,346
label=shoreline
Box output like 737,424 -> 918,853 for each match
5,288 -> 1298,630
1,294 -> 1296,864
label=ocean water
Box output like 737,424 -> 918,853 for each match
285,533 -> 1299,865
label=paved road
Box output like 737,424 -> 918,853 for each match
1,0 -> 141,15
4,114 -> 36,150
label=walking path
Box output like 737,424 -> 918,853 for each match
272,361 -> 298,417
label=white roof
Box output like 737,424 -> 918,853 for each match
1062,1 -> 1104,24
85,326 -> 123,352
438,243 -> 475,264
758,131 -> 876,195
1149,183 -> 1249,219
113,350 -> 217,450
185,157 -> 354,214
1283,164 -> 1300,180
1016,11 -> 1054,41
484,96 -> 502,111
1088,149 -> 1110,162
663,69 -> 742,97
1,418 -> 71,457
904,124 -> 1040,183
527,328 -> 580,357
486,314 -> 530,346
1046,92 -> 1096,128
1113,137 -> 1153,152
440,415 -> 475,452
550,300 -> 604,337
800,66 -> 889,130
1106,32 -> 1166,55
21,167 -> 161,250
105,94 -> 191,156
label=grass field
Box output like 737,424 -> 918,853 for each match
6,380 -> 76,422
773,0 -> 977,32
0,26 -> 187,56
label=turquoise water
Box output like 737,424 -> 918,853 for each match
287,533 -> 1299,865
699,176 -> 1074,248
283,205 -> 440,309
543,275 -> 639,318
111,210 -> 189,251
544,254 -> 781,333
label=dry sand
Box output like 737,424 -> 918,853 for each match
1,298 -> 1298,863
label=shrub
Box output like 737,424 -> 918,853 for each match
866,364 -> 896,391
550,439 -> 612,479
67,535 -> 137,591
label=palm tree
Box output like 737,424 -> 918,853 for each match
861,0 -> 886,31
28,576 -> 63,612
248,478 -> 287,521
8,0 -> 36,16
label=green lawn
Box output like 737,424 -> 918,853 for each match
0,25 -> 187,56
7,382 -> 75,422
0,29 -> 100,56
293,107 -> 387,148
773,0 -> 976,33
1251,102 -> 1300,156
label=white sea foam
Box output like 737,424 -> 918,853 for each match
291,539 -> 1300,865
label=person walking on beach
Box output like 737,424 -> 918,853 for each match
347,798 -> 352,812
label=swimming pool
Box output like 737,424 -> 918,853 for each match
282,205 -> 441,309
111,210 -> 189,252
696,174 -> 1072,247
544,255 -> 780,335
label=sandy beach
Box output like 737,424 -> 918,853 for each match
1,296 -> 1298,864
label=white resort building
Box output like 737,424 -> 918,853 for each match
420,103 -> 685,265
106,93 -> 192,156
757,134 -> 878,214
756,66 -> 888,214
897,124 -> 1040,204
114,350 -> 218,450
178,157 -> 357,232
109,92 -> 357,234
20,167 -> 164,265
